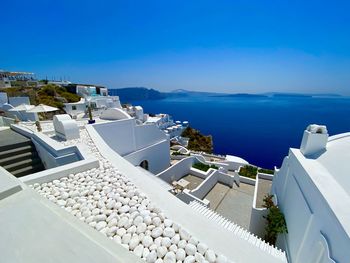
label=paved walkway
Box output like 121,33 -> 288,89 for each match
256,178 -> 272,208
204,182 -> 255,229
182,174 -> 204,190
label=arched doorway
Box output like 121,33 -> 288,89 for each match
140,160 -> 149,171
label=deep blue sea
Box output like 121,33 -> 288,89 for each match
130,95 -> 350,169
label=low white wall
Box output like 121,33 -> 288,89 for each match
191,172 -> 219,200
223,160 -> 247,171
249,173 -> 274,238
239,176 -> 256,186
11,125 -> 85,169
157,156 -> 196,183
249,208 -> 268,238
0,167 -> 24,200
0,116 -> 15,127
20,158 -> 99,185
217,170 -> 235,187
189,167 -> 212,179
176,189 -> 210,206
170,154 -> 189,160
206,160 -> 229,171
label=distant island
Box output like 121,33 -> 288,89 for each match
212,93 -> 268,98
108,87 -> 166,102
108,87 -> 343,101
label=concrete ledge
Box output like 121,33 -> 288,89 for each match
20,158 -> 99,185
0,188 -> 143,263
0,167 -> 23,200
240,176 -> 256,186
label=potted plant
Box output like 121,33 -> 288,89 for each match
35,120 -> 42,132
87,106 -> 95,124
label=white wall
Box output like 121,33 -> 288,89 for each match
8,96 -> 30,106
93,120 -> 170,174
157,156 -> 198,183
0,116 -> 15,127
64,103 -> 86,117
124,140 -> 170,174
249,173 -> 274,238
272,150 -> 349,263
0,92 -> 8,106
12,125 -> 85,169
191,171 -> 218,200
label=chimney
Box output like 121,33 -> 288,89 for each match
300,124 -> 328,157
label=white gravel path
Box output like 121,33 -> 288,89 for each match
30,127 -> 231,263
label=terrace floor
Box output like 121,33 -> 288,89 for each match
256,178 -> 272,208
182,174 -> 204,190
204,182 -> 255,229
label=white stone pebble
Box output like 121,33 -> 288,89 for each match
164,251 -> 176,263
184,255 -> 195,263
151,227 -> 163,238
157,246 -> 168,258
133,244 -> 144,257
142,235 -> 153,247
176,248 -> 186,261
161,237 -> 171,247
197,243 -> 208,255
185,243 -> 197,256
163,227 -> 176,238
147,250 -> 157,263
129,235 -> 140,250
32,127 -> 224,263
205,249 -> 216,263
95,221 -> 107,231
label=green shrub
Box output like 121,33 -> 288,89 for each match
263,194 -> 288,245
238,165 -> 258,179
258,168 -> 274,175
192,162 -> 217,172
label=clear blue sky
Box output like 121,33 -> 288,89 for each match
1,0 -> 350,94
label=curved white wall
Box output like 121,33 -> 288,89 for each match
93,120 -> 170,174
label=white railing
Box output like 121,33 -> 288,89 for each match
189,200 -> 287,262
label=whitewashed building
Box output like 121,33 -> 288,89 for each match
96,113 -> 170,174
272,124 -> 350,263
64,96 -> 122,118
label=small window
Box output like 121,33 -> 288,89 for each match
72,105 -> 77,110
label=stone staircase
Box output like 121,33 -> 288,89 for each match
189,200 -> 287,262
0,141 -> 45,177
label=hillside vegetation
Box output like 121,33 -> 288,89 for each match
0,84 -> 80,110
181,127 -> 213,153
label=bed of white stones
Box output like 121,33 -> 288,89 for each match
30,128 -> 232,263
